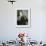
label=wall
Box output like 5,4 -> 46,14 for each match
0,0 -> 46,42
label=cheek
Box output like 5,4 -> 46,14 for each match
20,12 -> 23,17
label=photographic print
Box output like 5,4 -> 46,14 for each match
16,8 -> 31,28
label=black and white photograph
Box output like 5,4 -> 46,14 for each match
17,10 -> 28,25
16,8 -> 31,27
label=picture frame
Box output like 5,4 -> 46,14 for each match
16,8 -> 31,28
